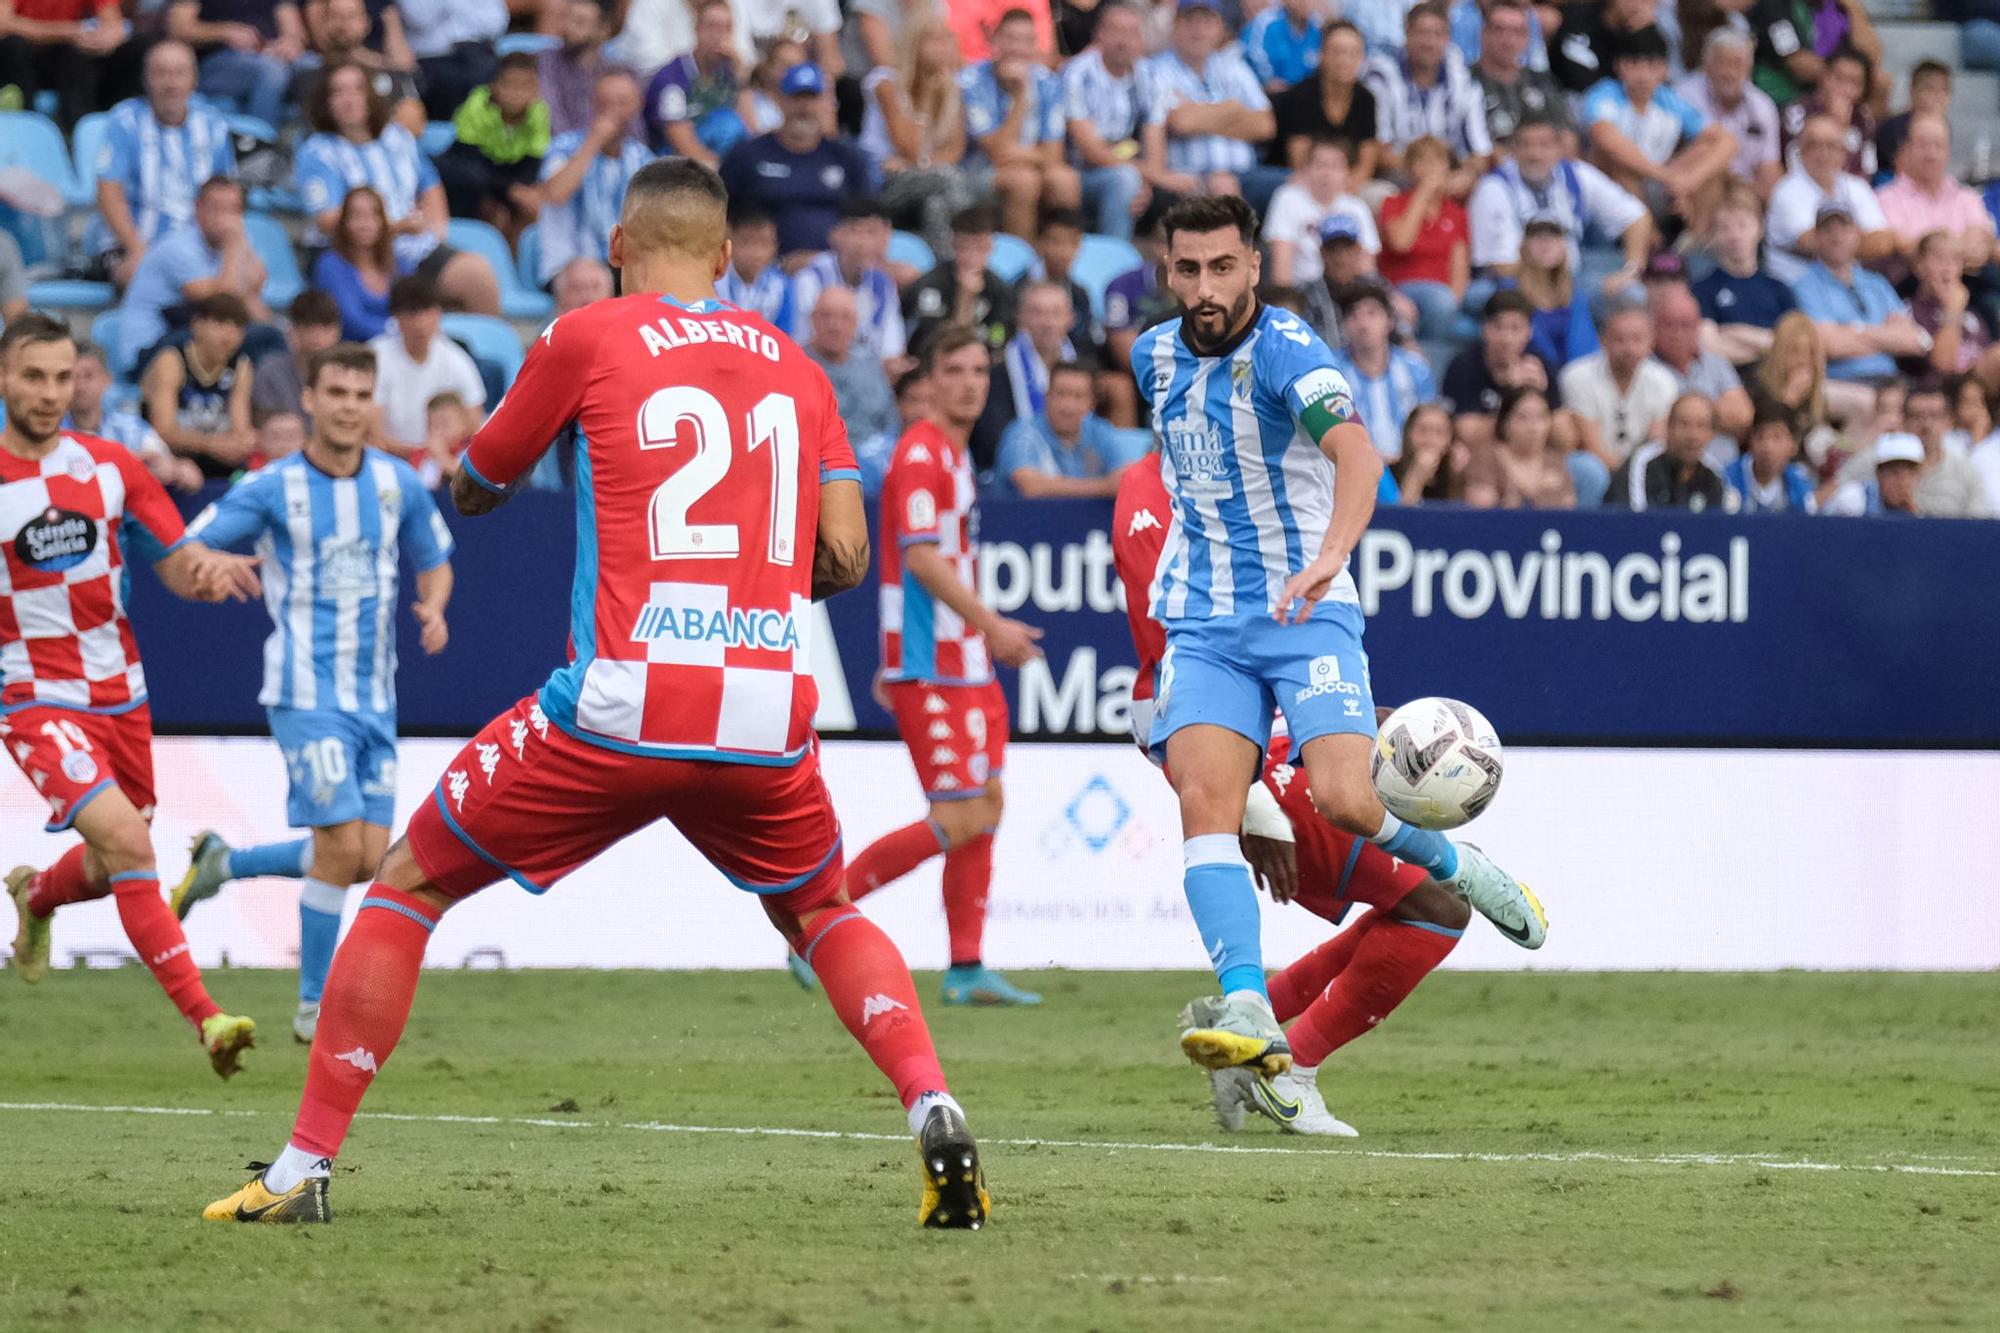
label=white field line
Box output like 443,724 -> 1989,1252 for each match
3,1101 -> 1997,1179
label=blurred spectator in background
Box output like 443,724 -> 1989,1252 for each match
1559,303 -> 1675,488
1509,217 -> 1598,371
993,359 -> 1129,497
618,0 -> 754,79
68,343 -> 203,491
906,203 -> 1019,354
893,361 -> 934,432
553,255 -> 613,313
0,0 -> 131,131
987,279 -> 1081,447
142,292 -> 256,479
399,0 -> 504,122
1471,0 -> 1569,148
1063,2 -> 1149,242
1779,44 -> 1875,178
1765,115 -> 1892,283
1366,2 -> 1491,194
1490,384 -> 1576,508
1546,0 -> 1653,96
536,0 -> 633,138
740,0 -> 843,81
299,61 -> 502,313
1876,59 -> 1949,184
1469,113 -> 1650,309
1390,401 -> 1464,504
805,285 -> 900,487
1241,0 -> 1323,93
299,0 -> 424,134
646,0 -> 752,165
0,232 -> 25,324
1725,409 -> 1817,513
867,18 -> 973,256
1821,431 -> 1925,517
1750,312 -> 1844,450
1262,137 -> 1375,288
1792,204 -> 1926,387
1143,0 -> 1278,208
1875,114 -> 1996,278
1442,288 -> 1555,449
741,37 -> 815,139
1945,372 -> 1990,456
793,197 -> 908,369
1904,229 -> 2000,390
1673,27 -> 1781,200
1830,386 -> 1992,518
1026,207 -> 1133,422
369,276 -> 486,463
1378,135 -> 1468,340
1272,20 -> 1378,183
962,7 -> 1078,239
437,53 -> 550,240
1649,282 -> 1751,444
1609,391 -> 1734,511
90,42 -> 236,289
535,69 -> 650,286
1299,215 -> 1382,345
717,206 -> 794,327
420,389 -> 473,481
252,289 -> 342,425
1579,27 -> 1736,235
1692,185 -> 1793,370
166,0 -> 305,131
848,0 -> 943,74
120,176 -> 271,368
1747,0 -> 1823,107
720,63 -> 869,258
1329,283 -> 1435,460
313,185 -> 407,342
1104,207 -> 1168,356
1452,0 -> 1548,71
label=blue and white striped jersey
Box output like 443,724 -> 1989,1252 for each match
718,262 -> 795,329
295,127 -> 443,266
1133,305 -> 1361,621
189,450 -> 455,714
85,98 -> 236,256
790,254 -> 906,360
534,132 -> 655,282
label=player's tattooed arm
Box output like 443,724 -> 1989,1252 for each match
812,478 -> 871,600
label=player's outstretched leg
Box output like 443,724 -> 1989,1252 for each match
171,831 -> 311,920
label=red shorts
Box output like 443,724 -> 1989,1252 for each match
2,703 -> 156,832
884,678 -> 1007,800
405,695 -> 846,909
1261,751 -> 1428,927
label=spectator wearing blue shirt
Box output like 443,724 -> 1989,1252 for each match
89,41 -> 237,288
311,185 -> 411,342
535,69 -> 653,285
790,197 -> 908,368
1725,411 -> 1817,513
165,0 -> 304,131
716,206 -> 795,328
994,361 -> 1131,498
1141,0 -> 1279,207
1062,2 -> 1150,243
119,177 -> 274,373
1452,0 -> 1547,71
297,60 -> 503,314
1578,27 -> 1737,233
1328,283 -> 1437,461
1241,0 -> 1323,93
961,7 -> 1079,240
67,342 -> 206,493
719,63 -> 871,258
1791,204 -> 1929,384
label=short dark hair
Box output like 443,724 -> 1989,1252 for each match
289,289 -> 341,329
1912,59 -> 1952,86
1048,359 -> 1093,386
1494,384 -> 1551,438
893,366 -> 929,399
621,156 -> 730,258
1750,407 -> 1797,437
194,292 -> 251,327
1039,206 -> 1088,234
1482,289 -> 1535,323
1162,194 -> 1258,247
0,312 -> 73,362
925,324 -> 988,367
306,342 -> 378,388
1337,281 -> 1392,319
729,203 -> 775,231
388,275 -> 442,315
1405,1 -> 1448,28
496,51 -> 540,78
1616,25 -> 1669,63
837,195 -> 891,224
197,175 -> 244,205
1511,109 -> 1563,138
952,203 -> 1000,236
994,6 -> 1034,30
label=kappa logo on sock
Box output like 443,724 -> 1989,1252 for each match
150,942 -> 188,966
859,993 -> 908,1026
334,1046 -> 379,1074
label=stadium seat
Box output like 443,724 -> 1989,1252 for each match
988,232 -> 1035,283
495,32 -> 558,55
420,120 -> 457,158
442,311 -> 525,385
446,217 -> 554,320
0,111 -> 84,208
1073,235 -> 1142,321
90,307 -> 130,377
225,112 -> 279,143
887,229 -> 936,273
516,222 -> 543,294
244,212 -> 304,308
25,279 -> 115,312
68,111 -> 110,206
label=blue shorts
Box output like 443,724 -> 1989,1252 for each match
268,707 -> 399,830
1150,603 -> 1375,762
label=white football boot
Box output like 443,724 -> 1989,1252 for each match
292,1001 -> 319,1045
1250,1063 -> 1359,1138
1445,843 -> 1547,950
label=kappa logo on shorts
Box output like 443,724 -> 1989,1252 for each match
923,694 -> 948,715
933,773 -> 961,791
858,994 -> 907,1026
447,769 -> 470,810
509,718 -> 531,761
529,702 -> 550,740
477,742 -> 501,782
930,746 -> 959,765
11,740 -> 34,764
1269,763 -> 1296,795
927,720 -> 953,740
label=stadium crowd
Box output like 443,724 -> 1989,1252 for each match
4,0 -> 2000,518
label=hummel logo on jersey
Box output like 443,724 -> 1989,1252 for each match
923,694 -> 948,715
509,718 -> 530,761
1270,313 -> 1311,346
930,746 -> 959,765
1127,508 -> 1161,537
859,993 -> 908,1026
334,1046 -> 379,1074
927,719 -> 953,740
477,742 -> 501,782
447,769 -> 470,810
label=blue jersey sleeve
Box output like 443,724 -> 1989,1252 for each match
410,134 -> 441,193
1260,312 -> 1355,439
295,138 -> 347,216
1577,80 -> 1621,130
995,419 -> 1046,483
209,116 -> 237,177
188,468 -> 279,553
395,460 -> 455,572
101,113 -> 138,193
1663,86 -> 1706,138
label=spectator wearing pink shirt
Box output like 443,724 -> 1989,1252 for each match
1875,113 -> 1997,277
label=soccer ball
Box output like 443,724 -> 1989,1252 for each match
1370,698 -> 1505,831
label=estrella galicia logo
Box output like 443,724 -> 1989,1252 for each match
14,506 -> 97,572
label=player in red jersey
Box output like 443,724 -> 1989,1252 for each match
1,314 -> 264,1077
838,327 -> 1046,1007
1112,452 -> 1471,1136
204,160 -> 990,1229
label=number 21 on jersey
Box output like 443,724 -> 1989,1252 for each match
638,386 -> 801,566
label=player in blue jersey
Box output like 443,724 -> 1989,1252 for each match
171,343 -> 456,1044
1132,195 -> 1545,1080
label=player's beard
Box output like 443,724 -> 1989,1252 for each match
1184,289 -> 1256,356
3,401 -> 63,448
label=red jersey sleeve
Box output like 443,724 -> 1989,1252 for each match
883,427 -> 948,549
1111,453 -> 1170,701
462,311 -> 592,492
107,440 -> 188,558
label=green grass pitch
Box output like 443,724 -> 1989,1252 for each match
2,967 -> 1996,1331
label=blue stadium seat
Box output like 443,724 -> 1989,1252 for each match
69,111 -> 110,207
26,279 -> 115,312
90,307 -> 130,377
887,229 -> 936,273
225,112 -> 279,143
988,232 -> 1035,283
1072,234 -> 1142,321
244,212 -> 304,308
442,312 -> 525,385
446,217 -> 554,319
495,32 -> 558,55
420,120 -> 457,158
516,222 -> 543,293
0,111 -> 84,207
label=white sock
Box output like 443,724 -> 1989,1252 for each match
262,1142 -> 332,1193
907,1090 -> 965,1137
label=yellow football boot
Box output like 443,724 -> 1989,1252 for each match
916,1103 -> 990,1230
7,865 -> 50,983
203,1164 -> 332,1224
201,1012 -> 257,1079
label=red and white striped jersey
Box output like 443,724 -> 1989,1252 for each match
877,420 -> 989,686
461,293 -> 859,764
0,431 -> 187,715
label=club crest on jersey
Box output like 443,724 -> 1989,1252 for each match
14,506 -> 97,572
60,750 -> 98,784
1231,359 -> 1253,402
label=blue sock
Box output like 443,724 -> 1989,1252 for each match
1182,834 -> 1266,1000
227,837 -> 313,881
1370,813 -> 1460,880
297,877 -> 344,1004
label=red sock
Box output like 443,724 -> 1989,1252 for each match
797,905 -> 948,1108
941,833 -> 993,967
1287,917 -> 1460,1068
290,886 -> 439,1158
1268,913 -> 1379,1023
27,843 -> 106,916
109,872 -> 219,1029
845,819 -> 947,901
